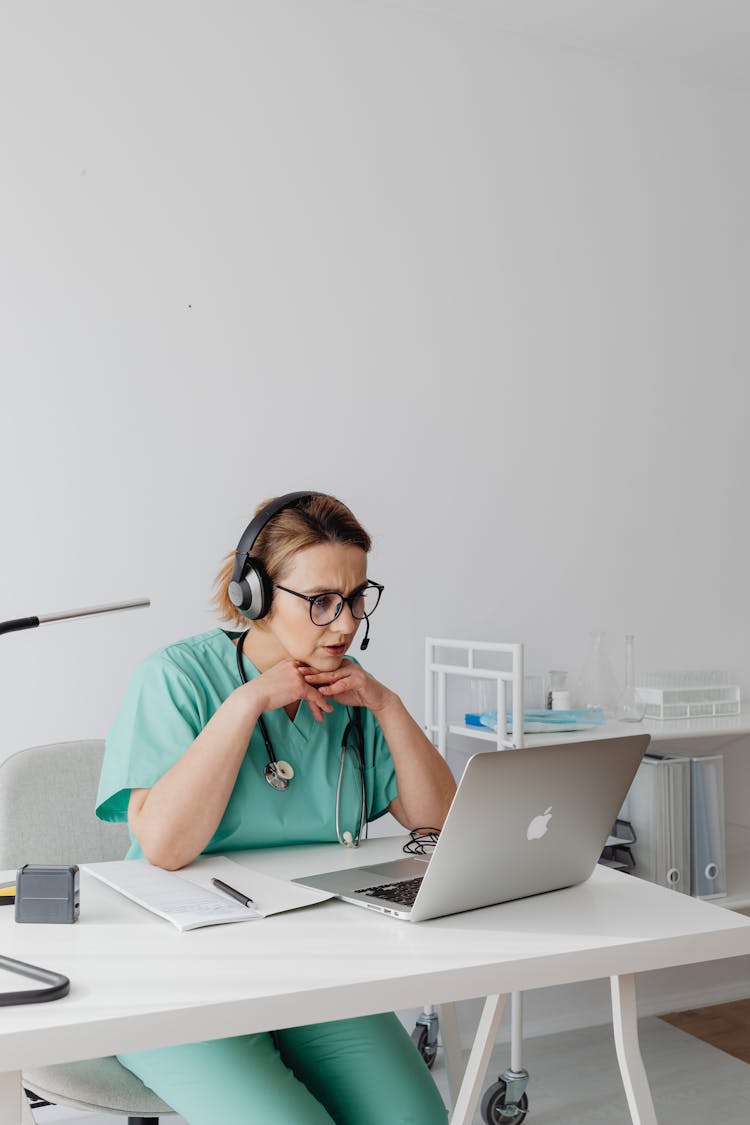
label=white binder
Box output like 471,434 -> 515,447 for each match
690,755 -> 727,900
622,754 -> 691,895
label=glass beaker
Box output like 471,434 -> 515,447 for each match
468,678 -> 496,720
616,634 -> 646,722
573,631 -> 620,718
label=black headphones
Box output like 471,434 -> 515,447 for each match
227,491 -> 321,620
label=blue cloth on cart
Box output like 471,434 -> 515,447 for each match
465,709 -> 606,734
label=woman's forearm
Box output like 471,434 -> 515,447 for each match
375,693 -> 456,829
128,691 -> 262,869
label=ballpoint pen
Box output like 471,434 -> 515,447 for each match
210,877 -> 254,907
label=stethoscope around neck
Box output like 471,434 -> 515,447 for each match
235,633 -> 367,847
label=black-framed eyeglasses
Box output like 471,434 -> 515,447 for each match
275,582 -> 384,626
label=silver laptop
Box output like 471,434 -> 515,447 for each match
293,734 -> 650,922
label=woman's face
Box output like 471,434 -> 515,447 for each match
264,542 -> 369,670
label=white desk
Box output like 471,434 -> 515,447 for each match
1,835 -> 749,1125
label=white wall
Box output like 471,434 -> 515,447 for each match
2,0 -> 749,755
2,0 -> 750,1035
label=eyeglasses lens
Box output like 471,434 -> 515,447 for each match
310,594 -> 342,626
310,585 -> 381,626
356,586 -> 381,618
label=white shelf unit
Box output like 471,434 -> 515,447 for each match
425,636 -> 525,754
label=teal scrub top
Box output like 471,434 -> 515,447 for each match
95,628 -> 399,860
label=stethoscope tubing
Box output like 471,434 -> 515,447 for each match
236,634 -> 289,789
335,722 -> 367,847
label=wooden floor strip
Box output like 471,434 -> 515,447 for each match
660,998 -> 750,1065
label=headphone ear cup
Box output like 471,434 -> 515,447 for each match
231,557 -> 273,620
228,492 -> 318,621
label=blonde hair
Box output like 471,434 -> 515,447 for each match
212,493 -> 372,627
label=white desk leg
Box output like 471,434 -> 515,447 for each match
610,974 -> 659,1125
437,1001 -> 463,1110
0,1071 -> 25,1125
450,993 -> 508,1125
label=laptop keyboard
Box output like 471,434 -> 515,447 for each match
355,876 -> 424,906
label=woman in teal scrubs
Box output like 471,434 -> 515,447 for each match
96,491 -> 456,1125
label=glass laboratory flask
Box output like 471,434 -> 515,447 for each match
616,634 -> 646,722
573,631 -> 620,718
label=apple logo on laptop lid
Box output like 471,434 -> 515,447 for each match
526,807 -> 552,840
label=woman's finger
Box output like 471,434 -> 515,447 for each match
304,670 -> 343,683
318,678 -> 355,696
305,685 -> 334,712
306,670 -> 363,687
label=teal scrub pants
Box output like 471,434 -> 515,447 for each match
118,1011 -> 448,1125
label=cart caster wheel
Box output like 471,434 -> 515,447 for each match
481,1079 -> 528,1124
411,1024 -> 437,1068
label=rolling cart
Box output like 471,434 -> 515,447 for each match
419,638 -> 530,1124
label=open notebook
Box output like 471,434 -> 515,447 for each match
83,855 -> 331,931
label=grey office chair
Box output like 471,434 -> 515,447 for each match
0,740 -> 175,1125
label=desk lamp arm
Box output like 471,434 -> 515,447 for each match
0,599 -> 150,636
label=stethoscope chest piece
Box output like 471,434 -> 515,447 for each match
264,760 -> 294,790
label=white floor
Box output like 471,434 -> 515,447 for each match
32,1017 -> 750,1125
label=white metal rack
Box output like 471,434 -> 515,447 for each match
425,637 -> 526,754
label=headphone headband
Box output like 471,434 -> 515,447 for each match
229,491 -> 319,587
228,491 -> 322,617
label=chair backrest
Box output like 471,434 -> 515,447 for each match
0,740 -> 131,869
